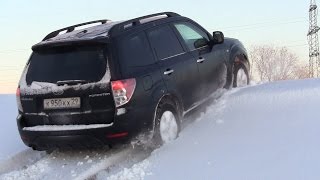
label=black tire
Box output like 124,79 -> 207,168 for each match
152,98 -> 181,147
233,64 -> 249,87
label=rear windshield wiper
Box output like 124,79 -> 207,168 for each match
56,80 -> 89,86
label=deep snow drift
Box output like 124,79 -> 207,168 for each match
98,79 -> 320,180
0,95 -> 27,161
1,78 -> 320,180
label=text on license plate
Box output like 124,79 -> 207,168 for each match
44,97 -> 81,109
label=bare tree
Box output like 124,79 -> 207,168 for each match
293,64 -> 309,79
249,45 -> 299,82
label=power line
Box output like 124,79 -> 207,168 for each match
287,44 -> 309,48
0,77 -> 19,80
0,80 -> 21,83
1,65 -> 25,67
0,82 -> 18,84
217,17 -> 308,30
0,82 -> 19,84
0,18 -> 309,54
0,49 -> 30,54
285,40 -> 308,43
221,20 -> 307,32
0,83 -> 19,85
0,79 -> 19,81
0,68 -> 24,70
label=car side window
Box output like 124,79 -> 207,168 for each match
147,25 -> 184,60
174,22 -> 210,51
118,32 -> 155,67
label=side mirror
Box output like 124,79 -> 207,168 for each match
212,31 -> 224,44
194,38 -> 209,49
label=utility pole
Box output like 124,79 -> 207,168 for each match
308,0 -> 320,78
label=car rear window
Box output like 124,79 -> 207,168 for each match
26,46 -> 108,85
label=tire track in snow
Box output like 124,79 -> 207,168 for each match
0,145 -> 152,180
92,89 -> 239,179
0,88 -> 236,180
0,149 -> 46,175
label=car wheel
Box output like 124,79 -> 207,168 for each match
152,99 -> 180,146
233,64 -> 249,87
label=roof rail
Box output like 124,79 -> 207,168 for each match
109,12 -> 180,35
42,19 -> 110,41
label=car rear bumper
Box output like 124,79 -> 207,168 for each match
18,117 -> 129,150
17,106 -> 155,150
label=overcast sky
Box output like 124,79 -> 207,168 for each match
0,0 -> 310,93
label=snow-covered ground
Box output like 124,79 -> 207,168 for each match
0,95 -> 27,161
1,78 -> 320,180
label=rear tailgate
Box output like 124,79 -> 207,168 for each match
19,45 -> 116,126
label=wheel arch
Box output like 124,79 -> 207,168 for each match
222,39 -> 250,88
157,94 -> 183,120
229,43 -> 250,72
151,93 -> 184,133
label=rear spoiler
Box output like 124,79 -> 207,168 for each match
32,37 -> 109,51
43,20 -> 110,41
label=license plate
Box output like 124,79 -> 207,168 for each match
44,97 -> 81,109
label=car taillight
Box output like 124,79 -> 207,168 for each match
111,78 -> 136,107
16,87 -> 23,112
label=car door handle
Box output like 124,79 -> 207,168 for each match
164,69 -> 174,75
197,58 -> 205,63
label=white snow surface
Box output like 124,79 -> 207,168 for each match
140,78 -> 320,180
0,95 -> 27,162
1,78 -> 320,179
97,78 -> 320,180
23,124 -> 113,131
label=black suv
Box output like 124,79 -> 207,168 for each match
16,12 -> 250,150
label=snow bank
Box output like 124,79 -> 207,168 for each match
0,95 -> 27,162
105,78 -> 320,180
2,78 -> 320,180
0,145 -> 151,180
